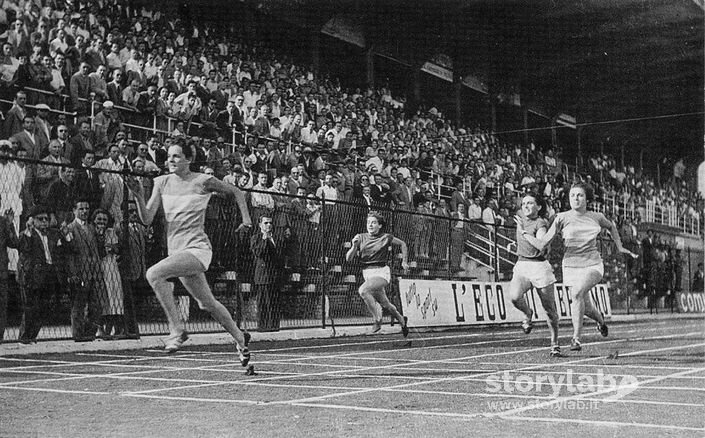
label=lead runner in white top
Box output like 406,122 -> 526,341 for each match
127,140 -> 253,364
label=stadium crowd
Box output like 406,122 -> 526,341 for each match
0,0 -> 701,341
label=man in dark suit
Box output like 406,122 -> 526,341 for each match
106,69 -> 124,106
250,214 -> 287,331
73,150 -> 102,211
3,91 -> 28,139
197,97 -> 220,139
64,200 -> 102,341
115,202 -> 146,339
217,97 -> 246,139
17,205 -> 66,343
10,116 -> 42,159
66,119 -> 95,164
145,136 -> 167,170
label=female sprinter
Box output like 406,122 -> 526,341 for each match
126,139 -> 253,365
346,212 -> 410,336
518,182 -> 637,351
510,192 -> 560,357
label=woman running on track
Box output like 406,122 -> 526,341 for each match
518,182 -> 637,351
510,192 -> 560,357
346,212 -> 409,337
127,139 -> 253,364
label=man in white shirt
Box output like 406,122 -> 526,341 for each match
315,173 -> 338,205
251,172 -> 274,219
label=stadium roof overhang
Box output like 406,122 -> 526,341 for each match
243,0 -> 704,159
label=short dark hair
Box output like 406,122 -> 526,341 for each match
571,182 -> 595,202
367,211 -> 386,228
522,192 -> 548,218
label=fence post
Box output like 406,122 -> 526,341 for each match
493,224 -> 500,282
121,160 -> 139,337
319,199 -> 328,328
90,98 -> 95,129
447,216 -> 452,279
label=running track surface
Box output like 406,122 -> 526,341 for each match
1,318 -> 703,437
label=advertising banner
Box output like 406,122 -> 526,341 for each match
399,279 -> 612,327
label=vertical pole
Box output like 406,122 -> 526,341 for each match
447,217 -> 452,279
493,225 -> 499,282
90,99 -> 95,129
320,199 -> 328,328
121,160 -> 138,337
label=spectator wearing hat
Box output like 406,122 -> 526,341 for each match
17,204 -> 66,343
33,104 -> 52,147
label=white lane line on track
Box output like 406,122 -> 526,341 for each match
476,361 -> 701,370
492,343 -> 705,418
260,333 -> 700,405
1,330 -> 701,432
284,402 -> 705,432
0,331 -> 538,391
5,322 -> 680,392
0,386 -> 110,395
0,322 -> 700,403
